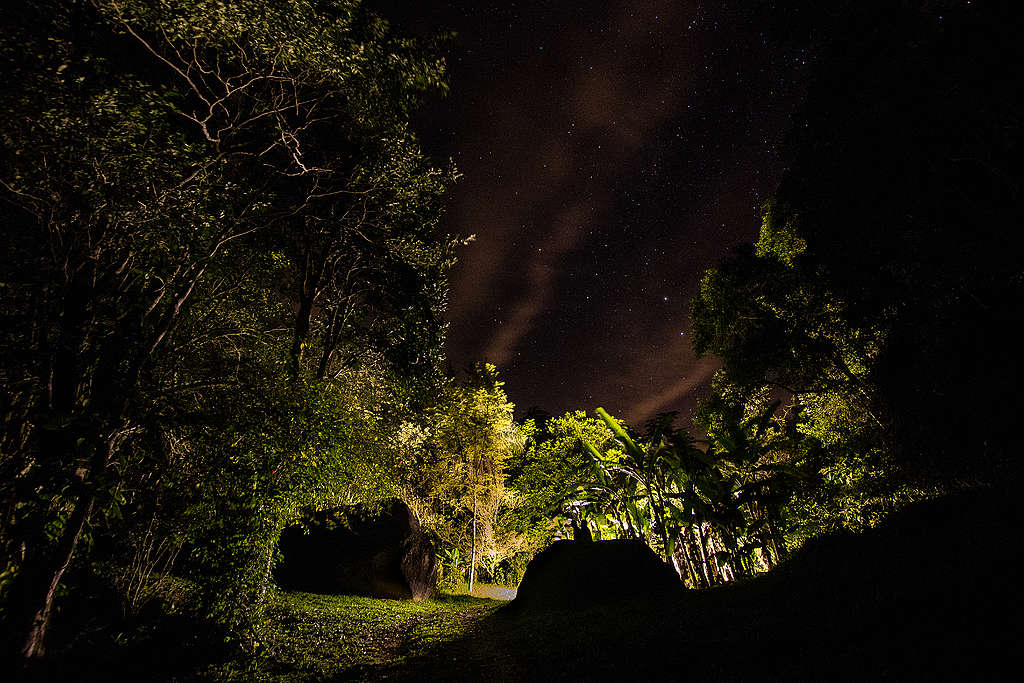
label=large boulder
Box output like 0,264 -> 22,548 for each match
511,539 -> 681,610
275,499 -> 436,600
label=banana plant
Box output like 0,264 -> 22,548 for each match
697,398 -> 797,573
571,403 -> 797,585
577,408 -> 681,563
580,440 -> 649,542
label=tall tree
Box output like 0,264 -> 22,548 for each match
428,363 -> 525,591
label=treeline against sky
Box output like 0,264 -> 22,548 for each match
1,0 -> 1021,674
534,0 -> 1024,586
422,0 -> 1024,593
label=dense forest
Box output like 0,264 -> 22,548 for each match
2,0 -> 1020,679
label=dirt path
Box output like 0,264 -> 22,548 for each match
332,601 -> 501,681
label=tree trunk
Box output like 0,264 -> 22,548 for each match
670,547 -> 687,582
767,515 -> 786,565
711,535 -> 734,583
690,532 -> 710,588
20,493 -> 94,662
620,502 -> 638,539
694,523 -> 714,585
651,482 -> 671,563
469,463 -> 477,594
683,535 -> 707,589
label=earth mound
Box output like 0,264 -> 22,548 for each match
511,539 -> 681,610
275,499 -> 436,600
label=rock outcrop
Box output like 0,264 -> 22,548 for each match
275,499 -> 436,601
511,539 -> 680,610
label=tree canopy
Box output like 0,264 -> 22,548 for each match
1,0 -> 459,659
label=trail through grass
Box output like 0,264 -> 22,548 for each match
200,591 -> 503,681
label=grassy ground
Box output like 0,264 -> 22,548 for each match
197,591 -> 504,682
26,582 -> 506,682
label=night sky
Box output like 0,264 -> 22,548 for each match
377,1 -> 808,426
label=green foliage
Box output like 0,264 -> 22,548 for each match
690,200 -> 906,543
0,0 -> 458,653
574,404 -> 800,587
504,411 -> 615,548
754,200 -> 806,266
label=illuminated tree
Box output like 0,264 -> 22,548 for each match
577,403 -> 797,588
427,363 -> 527,590
505,410 -> 615,548
691,202 -> 895,540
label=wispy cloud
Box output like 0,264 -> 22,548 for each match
454,0 -> 700,366
625,355 -> 719,425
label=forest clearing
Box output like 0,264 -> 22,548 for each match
2,1 -> 1020,679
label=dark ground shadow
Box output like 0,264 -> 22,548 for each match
368,486 -> 1019,682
